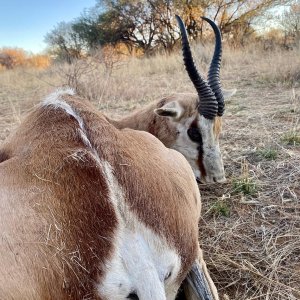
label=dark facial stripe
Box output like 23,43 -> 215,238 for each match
188,118 -> 206,178
0,150 -> 10,163
197,148 -> 207,178
188,118 -> 202,145
148,116 -> 157,135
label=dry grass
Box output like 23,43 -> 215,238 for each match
0,45 -> 300,300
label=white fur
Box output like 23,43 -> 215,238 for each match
198,116 -> 225,183
170,113 -> 225,183
170,116 -> 200,179
43,89 -> 88,143
42,88 -> 103,165
154,101 -> 184,120
98,162 -> 182,300
43,88 -> 75,108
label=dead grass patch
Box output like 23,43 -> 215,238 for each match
0,45 -> 300,299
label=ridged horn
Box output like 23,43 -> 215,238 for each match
175,15 -> 218,120
202,16 -> 224,116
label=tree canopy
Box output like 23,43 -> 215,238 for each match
45,0 -> 292,60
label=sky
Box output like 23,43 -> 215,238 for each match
0,0 -> 97,54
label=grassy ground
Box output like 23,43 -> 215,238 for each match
0,45 -> 299,299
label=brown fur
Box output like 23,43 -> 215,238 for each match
112,93 -> 221,146
112,93 -> 199,147
0,92 -> 211,299
213,116 -> 222,137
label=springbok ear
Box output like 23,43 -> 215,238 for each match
154,101 -> 183,119
223,88 -> 237,100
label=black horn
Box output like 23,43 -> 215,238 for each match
202,16 -> 224,116
175,15 -> 218,120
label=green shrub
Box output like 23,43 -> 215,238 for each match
233,177 -> 257,195
257,148 -> 278,160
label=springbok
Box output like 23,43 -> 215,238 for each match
111,16 -> 236,184
0,16 -> 223,297
0,88 -> 219,299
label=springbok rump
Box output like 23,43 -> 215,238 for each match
111,16 -> 236,184
0,90 -> 219,299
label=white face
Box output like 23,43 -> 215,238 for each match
198,115 -> 226,183
154,92 -> 237,183
170,115 -> 226,184
170,116 -> 202,179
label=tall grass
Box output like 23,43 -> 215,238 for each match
43,44 -> 300,112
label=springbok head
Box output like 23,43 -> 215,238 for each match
155,16 -> 235,184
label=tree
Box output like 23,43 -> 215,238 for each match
98,0 -> 161,54
45,22 -> 84,63
72,6 -> 125,50
45,0 -> 292,56
279,1 -> 300,48
0,48 -> 26,69
0,48 -> 50,70
97,0 -> 291,50
200,0 -> 290,46
0,52 -> 14,69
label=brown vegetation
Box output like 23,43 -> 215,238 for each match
0,48 -> 50,70
0,44 -> 299,299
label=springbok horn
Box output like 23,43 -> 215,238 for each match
175,15 -> 218,120
184,262 -> 214,300
202,17 -> 224,117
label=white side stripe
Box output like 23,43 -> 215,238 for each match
43,88 -> 101,164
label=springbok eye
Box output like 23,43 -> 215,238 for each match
187,127 -> 202,144
127,292 -> 139,300
165,271 -> 172,280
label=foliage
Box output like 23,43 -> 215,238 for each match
279,1 -> 300,48
44,22 -> 84,64
282,131 -> 300,145
0,48 -> 50,70
93,0 -> 180,54
257,148 -> 278,160
233,177 -> 257,195
210,200 -> 230,217
233,159 -> 257,196
44,0 -> 290,60
0,48 -> 26,69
